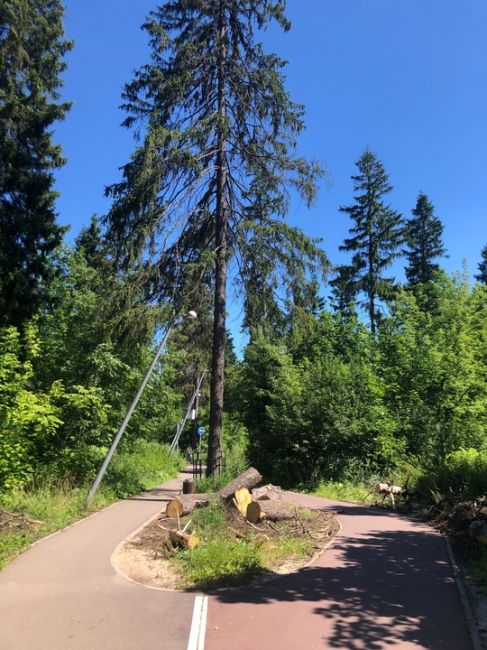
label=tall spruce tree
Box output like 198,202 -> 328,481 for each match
404,193 -> 446,286
329,263 -> 358,319
339,150 -> 403,333
475,244 -> 487,285
0,0 -> 72,327
105,0 -> 326,475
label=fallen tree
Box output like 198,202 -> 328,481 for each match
218,467 -> 262,500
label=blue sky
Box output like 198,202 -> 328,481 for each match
55,0 -> 487,336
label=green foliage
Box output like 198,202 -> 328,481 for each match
380,275 -> 487,467
434,448 -> 487,497
104,440 -> 183,498
314,481 -> 374,503
241,326 -> 399,488
0,245 -> 188,491
0,442 -> 182,569
195,442 -> 248,493
0,325 -> 62,489
0,0 -> 72,327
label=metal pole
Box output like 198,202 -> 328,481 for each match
169,369 -> 208,454
87,316 -> 184,505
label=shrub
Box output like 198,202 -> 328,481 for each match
439,448 -> 487,497
105,440 -> 183,497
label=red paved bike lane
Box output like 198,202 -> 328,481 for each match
206,492 -> 472,650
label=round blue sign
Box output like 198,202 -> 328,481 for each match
197,426 -> 206,436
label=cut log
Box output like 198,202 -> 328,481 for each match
166,499 -> 184,519
218,467 -> 262,500
252,485 -> 283,501
233,488 -> 252,517
169,529 -> 199,549
375,483 -> 407,495
246,501 -> 297,524
165,494 -> 209,518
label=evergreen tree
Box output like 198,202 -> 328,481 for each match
404,193 -> 446,286
0,0 -> 72,327
329,263 -> 358,319
475,244 -> 487,285
75,215 -> 111,274
339,150 -> 403,333
105,0 -> 325,474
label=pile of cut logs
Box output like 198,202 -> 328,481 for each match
162,467 -> 300,549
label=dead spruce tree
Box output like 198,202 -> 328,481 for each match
105,0 -> 326,475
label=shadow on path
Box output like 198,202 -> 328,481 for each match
210,503 -> 467,649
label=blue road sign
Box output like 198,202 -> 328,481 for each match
197,426 -> 206,437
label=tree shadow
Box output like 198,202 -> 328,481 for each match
210,504 -> 469,649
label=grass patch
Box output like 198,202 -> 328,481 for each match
313,480 -> 374,503
170,501 -> 326,590
0,486 -> 112,571
0,442 -> 184,571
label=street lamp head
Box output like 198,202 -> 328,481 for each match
187,310 -> 197,320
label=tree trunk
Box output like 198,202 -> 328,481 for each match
218,467 -> 262,500
246,501 -> 298,524
208,0 -> 228,477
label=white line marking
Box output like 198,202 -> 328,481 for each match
187,595 -> 208,650
198,595 -> 208,650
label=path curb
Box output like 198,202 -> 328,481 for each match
445,537 -> 483,650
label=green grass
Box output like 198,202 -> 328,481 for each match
313,480 -> 374,503
0,441 -> 184,571
172,501 -> 315,589
0,485 -> 112,571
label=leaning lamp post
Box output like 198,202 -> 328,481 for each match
86,310 -> 197,505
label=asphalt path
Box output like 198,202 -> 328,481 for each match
207,492 -> 473,650
0,475 -> 473,650
0,471 -> 195,650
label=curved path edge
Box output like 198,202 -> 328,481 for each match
0,470 -> 197,650
206,492 -> 473,650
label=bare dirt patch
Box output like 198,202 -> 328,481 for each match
113,504 -> 339,591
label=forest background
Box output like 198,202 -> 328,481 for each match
1,0 -> 487,556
